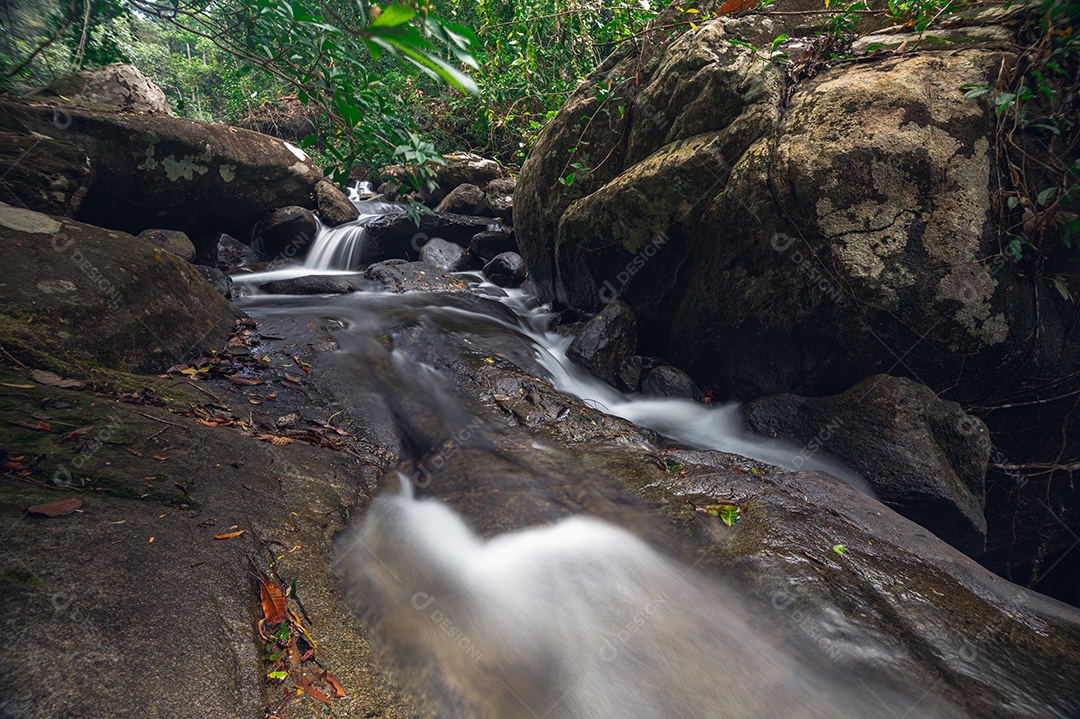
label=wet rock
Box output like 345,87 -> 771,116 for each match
216,234 -> 266,271
420,237 -> 472,272
315,179 -> 360,227
484,176 -> 515,224
190,232 -> 225,267
483,252 -> 527,288
0,98 -> 322,238
744,374 -> 990,553
566,300 -> 637,386
0,203 -> 241,374
137,229 -> 195,262
36,63 -> 172,114
0,129 -> 90,217
381,152 -> 508,204
361,211 -> 493,264
258,275 -> 358,295
193,265 -> 234,299
641,365 -> 703,401
470,230 -> 518,262
434,183 -> 494,216
365,259 -> 466,293
251,206 -> 317,259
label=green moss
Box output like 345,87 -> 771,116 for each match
2,567 -> 42,587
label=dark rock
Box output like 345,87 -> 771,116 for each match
137,229 -> 195,262
190,232 -> 224,267
743,374 -> 990,553
193,265 -> 234,299
360,211 -> 493,265
470,230 -> 518,262
0,129 -> 90,217
617,355 -> 645,392
258,275 -> 357,295
641,365 -> 703,401
484,176 -> 515,224
0,203 -> 241,374
434,183 -> 494,216
0,98 -> 323,239
315,179 -> 359,227
381,152 -> 507,204
365,259 -> 467,293
482,252 -> 527,288
252,206 -> 317,259
565,300 -> 637,385
420,237 -> 472,272
35,63 -> 171,114
216,234 -> 266,271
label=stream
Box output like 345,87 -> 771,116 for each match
229,214 -> 974,718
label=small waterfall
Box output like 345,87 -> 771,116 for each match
303,221 -> 369,270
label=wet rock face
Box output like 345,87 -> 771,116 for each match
365,259 -> 467,293
0,203 -> 241,374
565,300 -> 638,386
483,252 -> 527,288
470,230 -> 517,262
315,179 -> 360,227
420,237 -> 472,272
0,99 -> 322,239
640,365 -> 702,402
251,206 -> 317,259
257,275 -> 358,295
0,130 -> 90,217
744,374 -> 990,553
216,233 -> 267,271
193,265 -> 234,299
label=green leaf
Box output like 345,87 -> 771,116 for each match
718,504 -> 740,527
1007,196 -> 1020,210
832,544 -> 847,555
267,671 -> 289,680
1052,277 -> 1073,302
770,34 -> 789,53
370,4 -> 416,28
962,85 -> 991,99
1037,186 -> 1057,208
558,172 -> 575,186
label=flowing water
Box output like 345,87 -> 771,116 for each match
232,216 -> 967,718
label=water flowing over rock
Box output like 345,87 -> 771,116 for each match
0,98 -> 323,239
514,4 -> 1079,604
0,203 -> 240,374
744,375 -> 990,553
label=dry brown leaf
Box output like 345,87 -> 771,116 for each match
214,529 -> 246,539
225,375 -> 262,386
259,573 -> 288,624
153,455 -> 169,461
59,426 -> 94,443
323,672 -> 346,697
28,498 -> 82,517
0,382 -> 34,389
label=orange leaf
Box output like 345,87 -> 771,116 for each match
225,375 -> 262,386
59,426 -> 93,443
718,0 -> 755,13
214,529 -> 246,539
259,573 -> 288,624
153,455 -> 169,461
323,672 -> 346,697
28,498 -> 82,517
12,420 -> 52,431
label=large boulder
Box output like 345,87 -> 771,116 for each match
360,211 -> 495,265
36,63 -> 172,115
0,127 -> 90,217
482,252 -> 527,288
258,275 -> 358,295
420,237 -> 472,272
514,7 -> 1079,601
0,203 -> 241,375
251,206 -> 318,259
137,228 -> 195,262
744,375 -> 990,553
0,98 -> 323,239
315,179 -> 359,227
434,183 -> 494,216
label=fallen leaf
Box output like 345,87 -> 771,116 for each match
323,672 -> 346,697
59,426 -> 94,443
12,420 -> 52,431
832,544 -> 847,555
126,448 -> 143,457
493,394 -> 512,401
0,382 -> 34,389
214,529 -> 246,539
225,375 -> 262,386
148,536 -> 155,543
259,573 -> 288,624
31,369 -> 85,388
28,498 -> 82,516
153,455 -> 169,461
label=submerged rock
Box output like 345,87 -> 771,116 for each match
565,300 -> 637,386
744,374 -> 990,553
0,203 -> 241,374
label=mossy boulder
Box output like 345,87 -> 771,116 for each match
0,203 -> 242,376
0,98 -> 322,239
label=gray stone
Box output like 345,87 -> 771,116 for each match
252,206 -> 317,259
565,300 -> 637,386
482,252 -> 527,288
193,264 -> 234,299
37,63 -> 172,114
470,230 -> 517,262
258,275 -> 358,295
420,237 -> 472,272
744,374 -> 990,553
435,183 -> 494,216
137,228 -> 195,262
315,179 -> 360,226
640,365 -> 703,401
